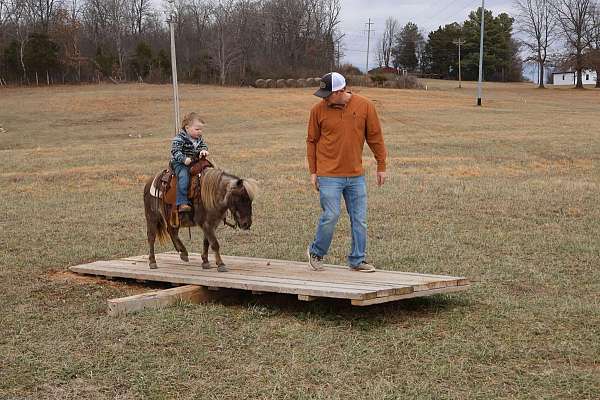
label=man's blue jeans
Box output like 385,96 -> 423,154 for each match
172,161 -> 190,206
309,176 -> 367,267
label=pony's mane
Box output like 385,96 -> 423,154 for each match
199,169 -> 259,210
242,179 -> 259,201
200,168 -> 225,210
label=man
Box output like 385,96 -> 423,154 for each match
306,72 -> 387,272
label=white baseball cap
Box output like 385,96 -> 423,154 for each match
314,72 -> 346,98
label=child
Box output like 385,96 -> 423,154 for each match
170,112 -> 209,212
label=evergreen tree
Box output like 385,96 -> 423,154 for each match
131,41 -> 153,79
424,22 -> 462,78
392,22 -> 424,72
461,8 -> 518,81
23,33 -> 60,79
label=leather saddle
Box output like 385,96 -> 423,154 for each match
157,157 -> 214,227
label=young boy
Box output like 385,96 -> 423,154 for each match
170,112 -> 209,212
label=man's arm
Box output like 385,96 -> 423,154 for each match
306,107 -> 321,174
365,101 -> 387,185
306,107 -> 321,191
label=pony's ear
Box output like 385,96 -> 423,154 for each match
236,179 -> 244,188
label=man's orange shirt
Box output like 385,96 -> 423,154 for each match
306,93 -> 387,177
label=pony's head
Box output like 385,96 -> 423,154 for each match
199,169 -> 258,230
225,178 -> 258,230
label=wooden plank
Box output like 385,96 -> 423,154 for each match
69,252 -> 470,305
107,285 -> 210,316
153,253 -> 468,288
194,253 -> 468,282
351,285 -> 471,306
130,256 -> 413,296
88,260 -> 387,297
70,261 -> 376,300
143,254 -> 446,292
88,259 -> 402,297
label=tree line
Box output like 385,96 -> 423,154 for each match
376,1 -> 600,87
0,0 -> 342,85
1,0 -> 598,87
375,9 -> 524,82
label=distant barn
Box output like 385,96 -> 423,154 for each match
552,69 -> 597,86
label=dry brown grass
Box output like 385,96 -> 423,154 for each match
1,80 -> 599,399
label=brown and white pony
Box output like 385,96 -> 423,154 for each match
143,168 -> 258,272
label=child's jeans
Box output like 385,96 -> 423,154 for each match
171,161 -> 190,206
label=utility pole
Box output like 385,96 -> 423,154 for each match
453,38 -> 465,88
334,33 -> 346,69
167,0 -> 180,134
477,0 -> 485,106
365,18 -> 374,75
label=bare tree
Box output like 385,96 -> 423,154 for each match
0,0 -> 10,27
105,0 -> 128,78
128,0 -> 151,35
81,0 -> 109,47
585,3 -> 600,86
28,0 -> 57,32
552,0 -> 597,88
323,0 -> 341,36
7,0 -> 34,81
186,0 -> 211,39
377,17 -> 398,68
515,0 -> 557,88
210,0 -> 240,85
68,0 -> 79,20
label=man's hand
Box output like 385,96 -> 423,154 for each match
376,171 -> 386,186
310,174 -> 319,192
184,157 -> 192,166
199,150 -> 209,157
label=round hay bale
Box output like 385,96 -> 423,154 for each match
286,78 -> 297,88
305,78 -> 314,86
255,79 -> 266,88
276,79 -> 287,88
265,79 -> 276,88
297,78 -> 307,87
312,77 -> 322,87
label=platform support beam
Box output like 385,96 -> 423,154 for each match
107,285 -> 214,316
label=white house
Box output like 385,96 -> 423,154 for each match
552,69 -> 597,86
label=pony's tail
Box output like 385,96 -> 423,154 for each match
144,175 -> 169,244
155,215 -> 169,244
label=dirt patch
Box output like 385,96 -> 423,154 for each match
47,270 -> 152,294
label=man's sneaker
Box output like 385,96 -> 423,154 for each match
178,204 -> 192,212
349,261 -> 376,273
307,246 -> 325,271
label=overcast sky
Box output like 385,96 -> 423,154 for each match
338,0 -> 517,71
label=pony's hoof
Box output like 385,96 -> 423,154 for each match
180,253 -> 189,262
201,262 -> 211,269
217,264 -> 228,272
149,262 -> 158,269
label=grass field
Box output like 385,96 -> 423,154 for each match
1,80 -> 599,399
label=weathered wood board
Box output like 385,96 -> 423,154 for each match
70,252 -> 470,307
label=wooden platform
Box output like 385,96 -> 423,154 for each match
69,252 -> 470,306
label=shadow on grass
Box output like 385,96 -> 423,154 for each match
213,289 -> 473,329
56,273 -> 473,328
